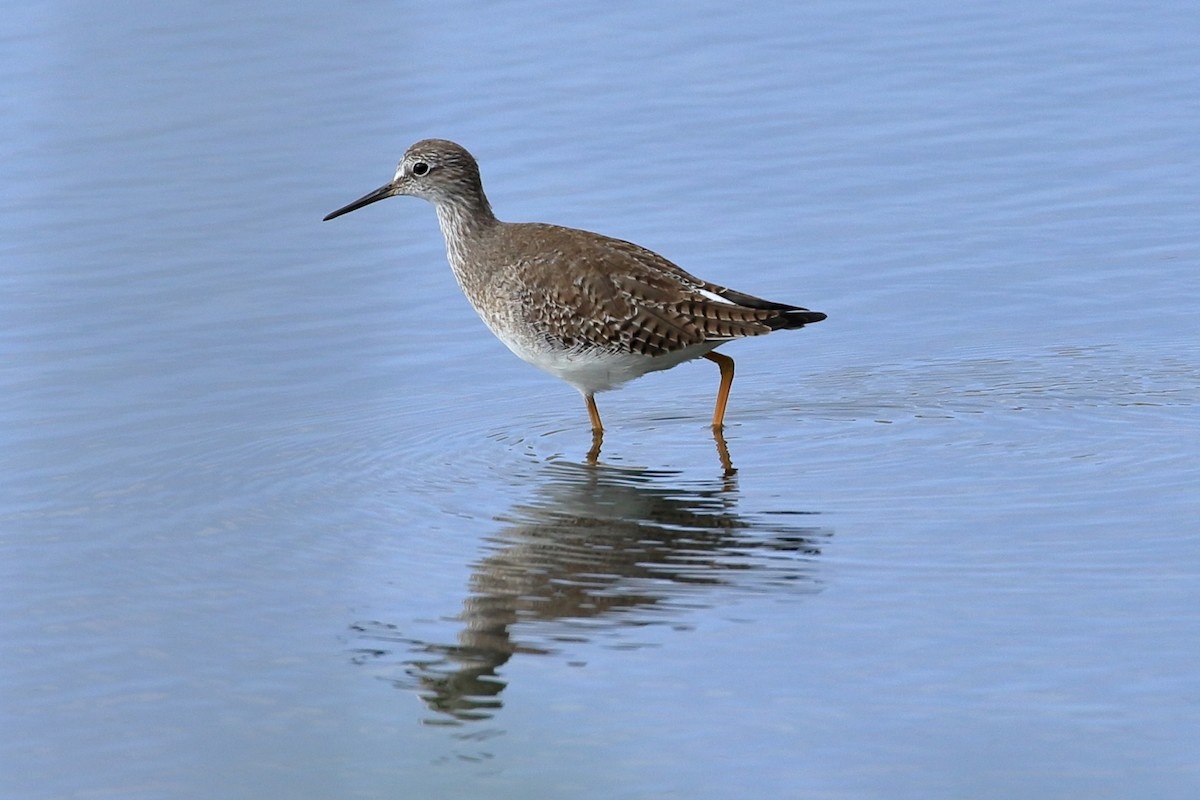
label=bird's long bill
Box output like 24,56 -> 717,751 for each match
322,182 -> 395,221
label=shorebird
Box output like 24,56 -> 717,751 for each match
324,139 -> 825,435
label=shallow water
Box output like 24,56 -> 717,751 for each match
4,2 -> 1199,798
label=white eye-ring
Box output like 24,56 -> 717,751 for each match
411,161 -> 430,177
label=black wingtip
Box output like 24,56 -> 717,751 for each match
765,307 -> 827,331
711,287 -> 826,330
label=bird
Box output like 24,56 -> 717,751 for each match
323,139 -> 825,436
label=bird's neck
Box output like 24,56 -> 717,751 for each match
434,190 -> 500,299
435,192 -> 498,269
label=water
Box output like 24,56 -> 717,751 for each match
3,1 -> 1199,798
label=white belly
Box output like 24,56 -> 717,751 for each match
495,328 -> 720,396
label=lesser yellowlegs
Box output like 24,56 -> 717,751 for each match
324,139 -> 826,434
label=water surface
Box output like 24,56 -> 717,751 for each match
3,2 -> 1199,798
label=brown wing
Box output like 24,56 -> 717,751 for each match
505,223 -> 825,356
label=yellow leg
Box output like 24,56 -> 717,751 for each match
585,394 -> 604,434
703,351 -> 735,430
584,394 -> 604,464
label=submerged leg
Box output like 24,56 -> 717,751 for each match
585,394 -> 604,434
703,351 -> 736,430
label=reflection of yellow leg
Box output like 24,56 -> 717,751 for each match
587,429 -> 603,465
712,426 -> 736,476
703,351 -> 735,430
585,394 -> 603,434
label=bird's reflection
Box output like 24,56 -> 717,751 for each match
351,460 -> 829,724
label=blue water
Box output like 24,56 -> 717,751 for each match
3,2 -> 1199,798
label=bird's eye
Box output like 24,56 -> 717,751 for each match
411,161 -> 430,177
